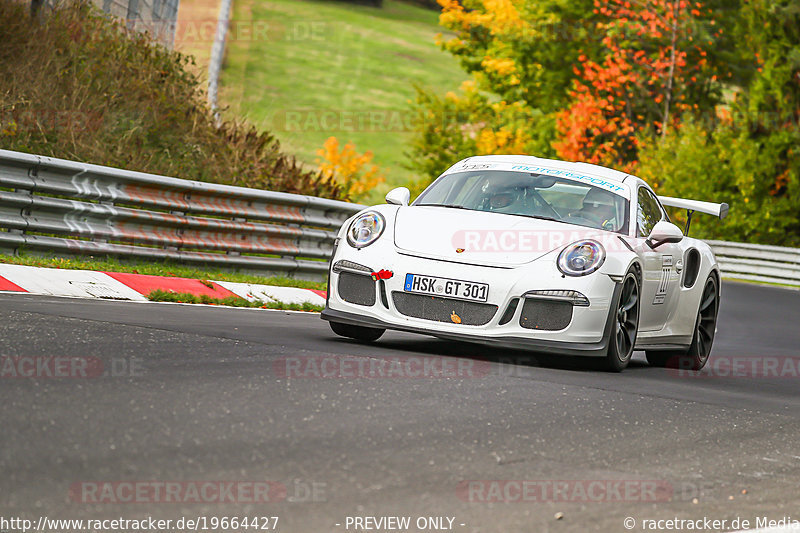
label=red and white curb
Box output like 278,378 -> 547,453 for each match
0,264 -> 326,307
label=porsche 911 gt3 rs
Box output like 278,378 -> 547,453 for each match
321,155 -> 728,371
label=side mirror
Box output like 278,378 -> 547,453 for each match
385,187 -> 410,206
647,220 -> 684,249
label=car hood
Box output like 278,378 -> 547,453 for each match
393,206 -> 607,267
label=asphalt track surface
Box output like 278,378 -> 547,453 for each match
2,281 -> 800,533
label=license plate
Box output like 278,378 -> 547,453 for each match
404,273 -> 489,302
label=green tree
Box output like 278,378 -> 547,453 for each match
408,81 -> 555,193
436,0 -> 599,112
639,0 -> 800,246
409,0 -> 595,182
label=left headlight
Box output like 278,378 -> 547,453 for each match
557,239 -> 606,276
346,211 -> 385,249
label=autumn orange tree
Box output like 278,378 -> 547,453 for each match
554,0 -> 726,171
411,0 -> 731,181
316,137 -> 385,200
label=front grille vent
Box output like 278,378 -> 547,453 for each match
391,292 -> 497,326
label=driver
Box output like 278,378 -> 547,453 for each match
573,188 -> 617,229
483,186 -> 525,213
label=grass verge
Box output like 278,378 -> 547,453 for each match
146,289 -> 324,311
0,253 -> 327,291
220,0 -> 466,203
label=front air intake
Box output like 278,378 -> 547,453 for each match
519,299 -> 573,330
337,272 -> 376,306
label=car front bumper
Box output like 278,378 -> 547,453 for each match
321,244 -> 622,357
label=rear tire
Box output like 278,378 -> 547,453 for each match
646,274 -> 718,371
602,270 -> 640,372
329,321 -> 385,342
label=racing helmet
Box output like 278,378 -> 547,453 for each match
486,185 -> 525,211
582,187 -> 615,210
580,187 -> 617,228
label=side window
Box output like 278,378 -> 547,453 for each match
637,187 -> 663,237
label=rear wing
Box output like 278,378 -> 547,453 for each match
658,196 -> 729,235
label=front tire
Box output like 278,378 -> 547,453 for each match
602,270 -> 640,372
646,274 -> 718,370
329,321 -> 385,342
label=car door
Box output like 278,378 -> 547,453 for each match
635,185 -> 682,332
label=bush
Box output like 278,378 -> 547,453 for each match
0,0 -> 347,200
408,81 -> 557,189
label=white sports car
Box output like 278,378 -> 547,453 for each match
321,155 -> 728,371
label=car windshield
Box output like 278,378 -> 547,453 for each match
415,170 -> 630,234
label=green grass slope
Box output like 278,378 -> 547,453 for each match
0,0 -> 345,200
220,0 -> 466,202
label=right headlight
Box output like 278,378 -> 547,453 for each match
557,240 -> 606,276
346,211 -> 385,249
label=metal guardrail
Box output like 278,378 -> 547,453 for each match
0,149 -> 363,280
709,240 -> 800,287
